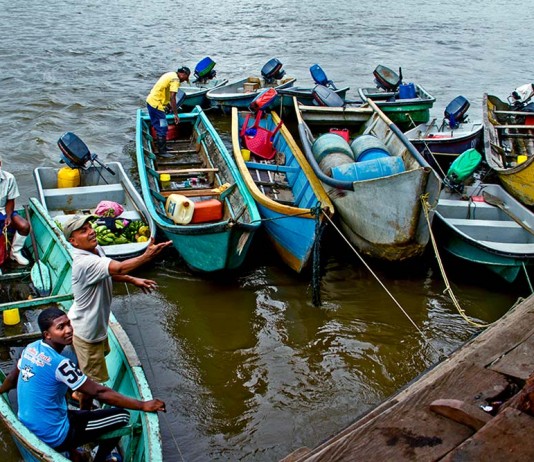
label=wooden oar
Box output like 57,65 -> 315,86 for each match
23,205 -> 51,296
482,191 -> 534,236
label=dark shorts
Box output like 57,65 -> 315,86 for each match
0,211 -> 19,228
146,103 -> 168,138
54,408 -> 130,453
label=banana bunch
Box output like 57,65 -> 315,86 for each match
91,219 -> 149,246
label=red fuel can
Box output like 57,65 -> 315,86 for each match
191,199 -> 223,224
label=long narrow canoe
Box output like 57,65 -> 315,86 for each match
231,106 -> 334,272
295,97 -> 441,261
135,106 -> 261,272
179,77 -> 229,109
483,93 -> 534,206
34,162 -> 156,260
0,198 -> 162,461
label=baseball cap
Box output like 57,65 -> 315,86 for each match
62,215 -> 95,240
177,66 -> 191,83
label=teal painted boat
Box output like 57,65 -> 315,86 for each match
435,182 -> 534,283
0,198 -> 163,461
135,107 -> 261,272
232,107 -> 334,272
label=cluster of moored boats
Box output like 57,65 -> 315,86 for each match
1,57 -> 533,461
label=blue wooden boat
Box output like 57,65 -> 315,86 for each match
435,181 -> 534,283
295,97 -> 441,261
231,106 -> 334,272
206,58 -> 296,114
0,198 -> 162,461
136,107 -> 261,272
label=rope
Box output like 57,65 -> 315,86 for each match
310,203 -> 326,307
420,195 -> 490,329
321,211 -> 443,358
122,283 -> 185,461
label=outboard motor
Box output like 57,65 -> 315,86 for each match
444,95 -> 470,129
312,85 -> 345,107
310,64 -> 337,90
193,57 -> 217,83
373,65 -> 403,92
261,58 -> 286,84
57,132 -> 115,174
508,83 -> 534,112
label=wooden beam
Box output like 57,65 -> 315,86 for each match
160,188 -> 221,198
156,168 -> 219,175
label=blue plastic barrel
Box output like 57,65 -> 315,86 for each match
350,135 -> 390,161
331,156 -> 405,182
399,83 -> 417,99
312,133 -> 354,164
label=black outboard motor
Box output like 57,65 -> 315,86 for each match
444,95 -> 470,129
58,132 -> 115,174
261,58 -> 286,84
312,85 -> 344,107
373,65 -> 403,92
193,57 -> 217,83
310,64 -> 337,90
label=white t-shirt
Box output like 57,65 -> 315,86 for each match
68,246 -> 113,343
0,169 -> 20,215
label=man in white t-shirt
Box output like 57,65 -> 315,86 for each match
63,215 -> 171,408
0,155 -> 30,266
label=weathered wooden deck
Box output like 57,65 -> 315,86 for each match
282,295 -> 534,462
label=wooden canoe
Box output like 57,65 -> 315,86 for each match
0,198 -> 162,461
178,77 -> 229,109
295,97 -> 441,262
135,106 -> 261,272
435,181 -> 534,282
231,107 -> 334,273
34,162 -> 156,260
483,93 -> 534,206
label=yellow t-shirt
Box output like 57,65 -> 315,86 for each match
146,72 -> 180,111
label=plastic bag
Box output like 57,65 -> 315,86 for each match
94,200 -> 124,218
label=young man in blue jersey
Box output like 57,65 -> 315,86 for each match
0,307 -> 166,462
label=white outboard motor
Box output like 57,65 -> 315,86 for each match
261,58 -> 286,84
508,83 -> 534,111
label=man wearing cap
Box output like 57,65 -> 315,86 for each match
0,155 -> 31,267
63,214 -> 171,408
146,67 -> 191,158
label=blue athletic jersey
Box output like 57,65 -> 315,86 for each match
17,340 -> 87,447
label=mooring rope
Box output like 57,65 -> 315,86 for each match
320,211 -> 443,357
311,203 -> 327,307
122,283 -> 185,461
420,195 -> 490,329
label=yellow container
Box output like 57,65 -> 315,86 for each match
241,149 -> 251,161
165,194 -> 195,225
160,173 -> 171,189
3,308 -> 20,326
517,155 -> 528,165
57,167 -> 81,188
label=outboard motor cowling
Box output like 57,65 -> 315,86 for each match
312,85 -> 345,107
444,95 -> 470,129
57,132 -> 115,174
261,58 -> 286,84
373,65 -> 403,92
194,57 -> 217,83
508,83 -> 534,111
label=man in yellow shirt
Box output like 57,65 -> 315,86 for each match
146,67 -> 191,158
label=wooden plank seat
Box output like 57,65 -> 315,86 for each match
156,168 -> 219,175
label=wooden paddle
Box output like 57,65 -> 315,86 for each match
481,191 -> 534,236
23,205 -> 51,296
